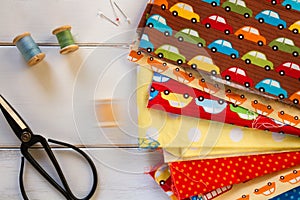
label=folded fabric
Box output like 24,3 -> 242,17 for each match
137,67 -> 300,155
149,163 -> 300,200
130,0 -> 300,128
148,74 -> 300,136
169,151 -> 300,199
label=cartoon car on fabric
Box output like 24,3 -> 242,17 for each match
155,44 -> 186,64
195,96 -> 227,114
251,100 -> 274,116
254,182 -> 276,196
241,51 -> 274,71
139,34 -> 154,53
222,0 -> 253,18
234,26 -> 266,46
255,10 -> 287,30
225,89 -> 247,105
275,62 -> 300,80
198,78 -> 220,94
230,104 -> 258,120
221,66 -> 254,88
236,195 -> 250,200
175,28 -> 206,48
154,164 -> 171,186
202,14 -> 233,35
255,78 -> 288,99
187,55 -> 220,74
208,39 -> 239,59
151,0 -> 169,10
269,37 -> 300,57
289,20 -> 300,34
161,90 -> 193,108
282,0 -> 300,11
266,0 -> 281,5
149,87 -> 159,100
146,14 -> 173,36
279,169 -> 300,184
278,111 -> 300,126
169,3 -> 200,23
289,90 -> 300,104
127,50 -> 144,62
173,68 -> 195,83
147,57 -> 169,73
201,0 -> 221,7
152,72 -> 170,82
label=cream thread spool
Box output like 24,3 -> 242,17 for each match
52,25 -> 79,55
13,32 -> 45,66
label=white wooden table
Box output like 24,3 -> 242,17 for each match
0,1 -> 168,199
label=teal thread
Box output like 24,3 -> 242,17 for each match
15,35 -> 42,62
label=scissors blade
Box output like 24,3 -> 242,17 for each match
0,95 -> 31,140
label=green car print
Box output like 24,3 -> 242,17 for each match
175,28 -> 206,48
242,50 -> 274,71
230,104 -> 258,120
222,0 -> 253,18
269,37 -> 300,57
155,44 -> 186,64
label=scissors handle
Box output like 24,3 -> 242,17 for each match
19,135 -> 98,200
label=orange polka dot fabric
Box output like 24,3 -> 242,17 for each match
169,151 -> 300,199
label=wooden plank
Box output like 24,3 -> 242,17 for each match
0,148 -> 167,199
0,47 -> 140,147
0,0 -> 149,44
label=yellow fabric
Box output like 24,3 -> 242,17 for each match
137,66 -> 300,155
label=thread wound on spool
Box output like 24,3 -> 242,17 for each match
52,25 -> 79,54
13,32 -> 45,66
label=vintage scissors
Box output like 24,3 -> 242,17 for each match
0,95 -> 98,200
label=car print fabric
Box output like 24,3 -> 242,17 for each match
148,72 -> 300,136
130,0 -> 300,129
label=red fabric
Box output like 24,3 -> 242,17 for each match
148,77 -> 300,136
169,151 -> 300,199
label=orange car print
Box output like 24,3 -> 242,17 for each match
251,100 -> 274,116
127,50 -> 144,62
236,194 -> 249,200
173,68 -> 195,83
225,89 -> 247,105
198,78 -> 219,94
278,111 -> 300,126
289,90 -> 300,104
151,0 -> 169,10
235,26 -> 267,46
280,169 -> 300,184
254,182 -> 276,196
147,57 -> 169,73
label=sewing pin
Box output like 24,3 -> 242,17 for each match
97,11 -> 119,27
110,0 -> 120,23
113,1 -> 131,24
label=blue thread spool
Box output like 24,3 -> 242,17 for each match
13,32 -> 45,66
52,25 -> 79,54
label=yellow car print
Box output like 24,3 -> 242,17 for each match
289,20 -> 300,34
187,55 -> 220,75
161,90 -> 193,108
169,3 -> 200,23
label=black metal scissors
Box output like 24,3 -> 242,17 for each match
0,95 -> 98,200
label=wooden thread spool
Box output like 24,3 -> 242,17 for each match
13,32 -> 45,66
52,25 -> 79,55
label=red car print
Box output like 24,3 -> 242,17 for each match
221,66 -> 254,88
202,14 -> 233,35
275,62 -> 300,80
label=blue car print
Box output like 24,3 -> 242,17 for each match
149,87 -> 159,100
195,96 -> 227,114
152,72 -> 170,83
282,0 -> 300,11
207,39 -> 239,59
139,34 -> 154,53
201,0 -> 220,7
146,14 -> 173,36
255,78 -> 288,99
255,10 -> 287,30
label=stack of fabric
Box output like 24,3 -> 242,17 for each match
128,0 -> 300,199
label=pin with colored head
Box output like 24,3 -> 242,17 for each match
97,11 -> 119,27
